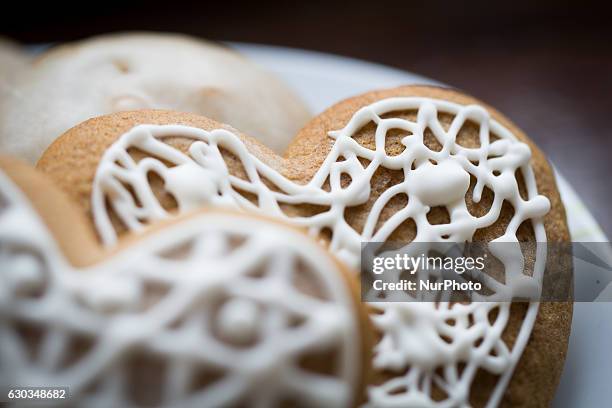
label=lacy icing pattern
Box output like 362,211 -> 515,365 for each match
91,97 -> 550,407
0,172 -> 360,407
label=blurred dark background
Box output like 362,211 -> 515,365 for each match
2,0 -> 611,238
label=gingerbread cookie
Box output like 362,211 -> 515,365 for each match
38,85 -> 572,407
0,32 -> 311,163
0,156 -> 372,407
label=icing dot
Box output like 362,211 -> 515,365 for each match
217,298 -> 260,344
409,160 -> 470,206
80,276 -> 141,312
530,195 -> 551,216
6,253 -> 43,292
165,163 -> 219,211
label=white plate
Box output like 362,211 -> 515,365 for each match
232,42 -> 612,407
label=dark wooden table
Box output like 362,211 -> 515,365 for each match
4,1 -> 611,238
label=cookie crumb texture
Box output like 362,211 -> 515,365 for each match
38,85 -> 572,407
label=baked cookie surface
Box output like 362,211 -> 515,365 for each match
38,85 -> 572,407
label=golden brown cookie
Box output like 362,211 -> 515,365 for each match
38,85 -> 572,407
0,156 -> 372,407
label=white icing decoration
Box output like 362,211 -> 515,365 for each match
0,172 -> 360,407
217,298 -> 260,344
91,97 -> 551,407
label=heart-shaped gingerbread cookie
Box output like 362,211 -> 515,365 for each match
0,157 -> 372,407
38,85 -> 572,407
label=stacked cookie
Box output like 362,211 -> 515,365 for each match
0,33 -> 571,408
0,157 -> 372,407
0,33 -> 311,162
